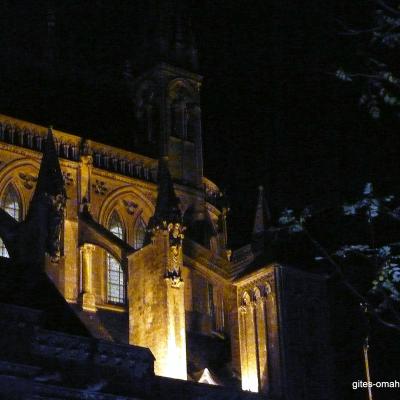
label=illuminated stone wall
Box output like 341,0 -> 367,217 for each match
235,264 -> 334,400
236,266 -> 282,395
128,230 -> 187,380
0,113 -> 335,398
0,115 -> 222,343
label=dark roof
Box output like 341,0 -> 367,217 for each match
234,226 -> 328,279
0,258 -> 90,336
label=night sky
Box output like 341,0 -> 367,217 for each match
194,1 -> 400,247
1,0 -> 399,247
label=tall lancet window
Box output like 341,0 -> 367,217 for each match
107,253 -> 125,304
106,212 -> 125,304
108,211 -> 124,240
0,238 -> 8,258
2,185 -> 21,221
0,185 -> 21,257
134,217 -> 146,250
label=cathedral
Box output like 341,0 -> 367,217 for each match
0,2 -> 333,399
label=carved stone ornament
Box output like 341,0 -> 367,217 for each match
239,305 -> 247,314
169,244 -> 180,270
92,180 -> 108,195
46,193 -> 67,263
122,199 -> 138,215
165,271 -> 183,288
167,222 -> 185,246
264,282 -> 272,295
166,222 -> 186,287
62,171 -> 74,186
19,172 -> 38,190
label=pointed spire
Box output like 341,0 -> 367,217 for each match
148,156 -> 182,231
252,186 -> 271,237
34,127 -> 66,199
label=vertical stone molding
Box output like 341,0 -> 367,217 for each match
80,243 -> 96,312
236,274 -> 283,395
165,276 -> 187,380
264,285 -> 282,397
79,154 -> 93,211
220,206 -> 229,250
239,291 -> 259,392
254,288 -> 268,394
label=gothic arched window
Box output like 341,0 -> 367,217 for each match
134,217 -> 146,249
2,185 -> 21,221
0,185 -> 22,258
106,212 -> 125,304
108,211 -> 124,241
0,239 -> 8,258
106,253 -> 125,304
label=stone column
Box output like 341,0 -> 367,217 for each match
255,296 -> 269,394
265,285 -> 282,397
80,243 -> 96,312
239,296 -> 259,392
165,276 -> 187,380
239,305 -> 250,388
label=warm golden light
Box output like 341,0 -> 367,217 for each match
242,366 -> 259,392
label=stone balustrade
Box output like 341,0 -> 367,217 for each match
0,119 -> 158,183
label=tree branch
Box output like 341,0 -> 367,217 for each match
301,225 -> 400,332
375,0 -> 400,16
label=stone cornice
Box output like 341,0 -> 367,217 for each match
234,264 -> 279,287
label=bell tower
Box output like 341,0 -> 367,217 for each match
130,1 -> 203,188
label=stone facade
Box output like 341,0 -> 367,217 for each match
0,19 -> 333,397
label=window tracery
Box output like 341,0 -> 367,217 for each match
2,185 -> 21,221
134,216 -> 146,249
106,253 -> 125,304
106,212 -> 125,304
108,211 -> 124,240
0,185 -> 22,258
